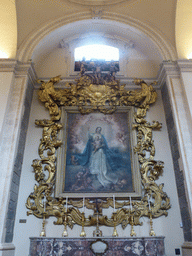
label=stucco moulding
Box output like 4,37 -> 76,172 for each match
68,0 -> 135,6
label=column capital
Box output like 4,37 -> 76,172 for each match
0,59 -> 17,72
157,61 -> 180,86
177,59 -> 192,72
15,61 -> 37,84
0,59 -> 37,84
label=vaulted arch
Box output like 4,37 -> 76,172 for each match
17,11 -> 177,64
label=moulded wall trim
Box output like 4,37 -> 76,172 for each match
17,11 -> 177,64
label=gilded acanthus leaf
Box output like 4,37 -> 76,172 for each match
26,72 -> 170,232
37,75 -> 158,117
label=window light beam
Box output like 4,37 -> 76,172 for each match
75,44 -> 119,61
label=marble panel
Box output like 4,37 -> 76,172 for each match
30,237 -> 165,256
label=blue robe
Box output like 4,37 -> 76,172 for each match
67,134 -> 131,177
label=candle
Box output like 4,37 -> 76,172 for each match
148,195 -> 151,210
113,195 -> 115,212
130,197 -> 132,211
66,196 -> 68,210
83,197 -> 85,212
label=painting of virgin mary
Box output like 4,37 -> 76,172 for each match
64,112 -> 133,193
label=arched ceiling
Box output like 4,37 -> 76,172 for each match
15,0 -> 177,78
32,19 -> 162,63
30,19 -> 163,78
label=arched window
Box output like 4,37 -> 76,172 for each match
74,44 -> 119,72
75,44 -> 119,61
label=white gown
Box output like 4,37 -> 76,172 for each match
89,133 -> 118,187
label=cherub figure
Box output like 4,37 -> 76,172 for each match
70,169 -> 96,191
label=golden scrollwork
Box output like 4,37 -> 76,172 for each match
26,72 -> 170,234
37,75 -> 157,117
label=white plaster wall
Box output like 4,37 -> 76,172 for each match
13,89 -> 184,256
36,50 -> 160,79
0,72 -> 14,136
35,48 -> 69,78
147,90 -> 184,255
126,59 -> 159,78
180,72 -> 192,120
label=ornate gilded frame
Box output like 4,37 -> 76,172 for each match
26,72 -> 171,234
55,106 -> 141,198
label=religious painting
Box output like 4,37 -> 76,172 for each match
74,59 -> 119,72
55,107 -> 141,198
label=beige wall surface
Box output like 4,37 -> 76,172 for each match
16,0 -> 176,49
0,0 -> 17,58
176,0 -> 192,58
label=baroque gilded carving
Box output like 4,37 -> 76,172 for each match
27,69 -> 170,235
37,72 -> 157,118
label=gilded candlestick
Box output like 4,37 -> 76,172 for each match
62,210 -> 68,237
40,212 -> 46,237
112,212 -> 118,237
149,212 -> 156,236
93,212 -> 102,237
80,212 -> 86,237
130,215 -> 136,237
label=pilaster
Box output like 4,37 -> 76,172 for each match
0,59 -> 18,134
158,61 -> 192,249
0,60 -> 37,255
177,60 -> 192,120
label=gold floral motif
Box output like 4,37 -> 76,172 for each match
26,74 -> 170,233
37,76 -> 157,116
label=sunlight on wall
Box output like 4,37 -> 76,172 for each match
0,50 -> 8,59
75,45 -> 119,61
176,0 -> 192,59
0,0 -> 17,58
187,52 -> 192,60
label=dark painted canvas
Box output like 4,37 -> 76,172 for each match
64,112 -> 133,194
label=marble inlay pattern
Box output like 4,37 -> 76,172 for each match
30,237 -> 165,256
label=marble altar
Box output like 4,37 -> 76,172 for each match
29,236 -> 165,255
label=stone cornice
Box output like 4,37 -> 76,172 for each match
15,61 -> 37,85
177,59 -> 192,72
158,60 -> 192,87
0,59 -> 37,85
0,59 -> 17,72
157,61 -> 180,87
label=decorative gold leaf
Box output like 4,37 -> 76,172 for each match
26,75 -> 171,232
